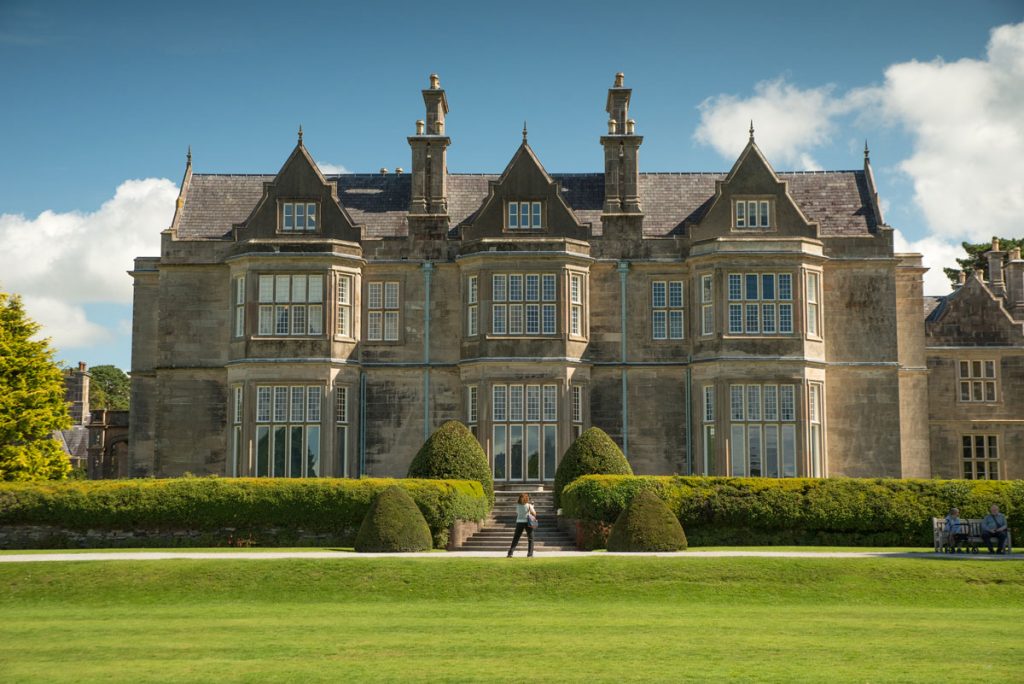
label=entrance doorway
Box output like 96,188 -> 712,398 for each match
492,424 -> 557,483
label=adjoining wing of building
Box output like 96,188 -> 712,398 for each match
127,73 -> 1023,483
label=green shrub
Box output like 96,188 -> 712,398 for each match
0,477 -> 488,549
607,489 -> 687,552
553,427 -> 632,508
562,475 -> 1024,547
407,420 -> 494,507
354,485 -> 433,552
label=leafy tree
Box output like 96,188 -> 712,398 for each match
0,292 -> 71,480
553,427 -> 633,508
88,364 -> 130,410
407,420 -> 494,507
944,237 -> 1023,289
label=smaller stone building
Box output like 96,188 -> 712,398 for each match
925,240 -> 1024,479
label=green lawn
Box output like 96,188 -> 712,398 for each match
1,557 -> 1021,682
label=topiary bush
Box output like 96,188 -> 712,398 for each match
562,475 -> 1024,547
354,485 -> 433,553
407,420 -> 494,507
607,489 -> 687,552
553,427 -> 632,509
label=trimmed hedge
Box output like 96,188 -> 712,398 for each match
562,475 -> 1024,547
408,420 -> 494,507
553,427 -> 632,508
607,489 -> 687,552
0,477 -> 488,549
355,485 -> 433,552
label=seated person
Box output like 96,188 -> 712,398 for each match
981,504 -> 1010,555
944,507 -> 968,551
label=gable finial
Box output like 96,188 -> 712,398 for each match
186,145 -> 192,166
864,139 -> 870,161
749,120 -> 755,142
522,120 -> 528,142
298,124 -> 303,145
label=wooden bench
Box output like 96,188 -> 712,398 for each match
932,518 -> 1014,554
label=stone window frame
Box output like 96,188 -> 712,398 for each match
254,384 -> 323,478
491,382 -> 559,482
961,434 -> 1000,480
506,200 -> 544,230
733,198 -> 773,230
958,359 -> 998,403
256,273 -> 325,338
233,276 -> 246,338
279,200 -> 319,234
365,280 -> 402,343
466,275 -> 479,337
726,272 -> 794,337
651,279 -> 685,340
700,273 -> 714,336
728,383 -> 798,478
490,271 -> 559,338
334,272 -> 355,341
805,269 -> 823,340
335,386 -> 349,479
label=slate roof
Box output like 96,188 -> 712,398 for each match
174,170 -> 879,241
54,427 -> 89,462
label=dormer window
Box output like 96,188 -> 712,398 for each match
507,201 -> 543,230
282,201 -> 317,233
734,200 -> 771,229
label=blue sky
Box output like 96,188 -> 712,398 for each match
1,0 -> 1022,371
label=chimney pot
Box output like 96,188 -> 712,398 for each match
416,120 -> 425,135
380,167 -> 389,175
992,237 -> 1001,252
608,118 -> 617,134
957,271 -> 967,285
626,119 -> 636,134
78,361 -> 86,372
614,72 -> 624,87
394,167 -> 404,174
1012,247 -> 1022,261
429,73 -> 440,90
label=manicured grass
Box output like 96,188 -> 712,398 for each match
1,557 -> 1022,682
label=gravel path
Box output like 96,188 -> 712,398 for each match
0,550 -> 1019,562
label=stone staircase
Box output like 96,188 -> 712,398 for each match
459,489 -> 577,552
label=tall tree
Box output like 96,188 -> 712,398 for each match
88,364 -> 130,410
944,237 -> 1024,288
0,292 -> 71,480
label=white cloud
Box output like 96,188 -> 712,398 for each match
869,21 -> 1024,243
0,178 -> 177,349
893,230 -> 962,295
317,161 -> 350,174
694,79 -> 857,170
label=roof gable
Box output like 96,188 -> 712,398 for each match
692,139 -> 819,240
925,274 -> 1024,346
235,141 -> 359,242
461,141 -> 589,240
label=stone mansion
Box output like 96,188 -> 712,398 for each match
127,74 -> 1023,483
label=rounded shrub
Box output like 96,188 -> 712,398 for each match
354,485 -> 433,553
407,420 -> 494,507
553,427 -> 632,508
606,489 -> 687,552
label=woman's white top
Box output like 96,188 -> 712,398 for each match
515,502 -> 536,523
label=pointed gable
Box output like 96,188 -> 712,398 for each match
926,274 -> 1024,346
692,138 -> 819,240
235,139 -> 360,242
461,141 -> 590,240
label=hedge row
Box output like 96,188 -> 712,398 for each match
561,476 -> 1024,547
0,477 -> 488,549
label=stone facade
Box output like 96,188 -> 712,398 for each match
128,73 -> 1020,483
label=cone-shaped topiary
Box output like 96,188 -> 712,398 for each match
354,485 -> 433,552
553,427 -> 632,508
606,489 -> 687,552
407,420 -> 494,507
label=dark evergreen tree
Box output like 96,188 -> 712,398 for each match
944,237 -> 1023,288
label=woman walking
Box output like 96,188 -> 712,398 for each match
507,493 -> 537,558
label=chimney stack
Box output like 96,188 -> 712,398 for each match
408,73 -> 450,217
1005,246 -> 1024,320
985,237 -> 1005,296
600,72 -> 643,215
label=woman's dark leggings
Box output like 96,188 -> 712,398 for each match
508,522 -> 534,556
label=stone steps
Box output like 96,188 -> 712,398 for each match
459,491 -> 575,552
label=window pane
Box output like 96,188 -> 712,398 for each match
336,387 -> 348,424
988,435 -> 998,458
779,304 -> 793,333
526,385 -> 541,422
985,382 -> 996,402
703,385 -> 714,422
468,304 -> 478,336
510,425 -> 523,480
959,361 -> 969,378
384,311 -> 399,340
492,304 -> 506,334
748,202 -> 759,227
273,426 -> 286,477
384,282 -> 399,309
258,305 -> 273,335
542,274 -> 556,301
780,386 -> 796,421
295,203 -> 305,230
532,202 -> 542,228
571,275 -> 582,304
746,385 -> 761,422
520,203 -> 530,229
367,311 -> 382,340
290,386 -> 305,422
542,304 -> 556,334
728,274 -> 742,301
526,275 -> 539,302
509,275 -> 523,302
653,310 -> 667,339
492,385 -> 507,422
778,274 -> 793,300
973,381 -> 982,401
510,385 -> 524,422
762,303 -> 776,334
984,361 -> 995,378
468,276 -> 478,304
256,426 -> 270,477
572,386 -> 583,423
669,281 -> 683,308
748,424 -> 762,477
275,305 -> 289,335
736,201 -> 745,227
526,425 -> 540,480
781,425 -> 797,477
702,275 -> 713,303
306,426 -> 320,477
275,275 -> 290,302
543,425 -> 557,480
307,276 -> 322,303
745,274 -> 759,300
759,201 -> 769,227
745,303 -> 759,333
669,310 -> 684,339
509,304 -> 523,335
291,304 -> 306,335
702,305 -> 714,336
258,275 -> 274,303
543,385 -> 557,422
290,425 -> 303,478
256,386 -> 272,423
730,385 -> 744,421
290,275 -> 307,304
368,282 -> 382,309
308,304 -> 323,335
960,382 -> 971,401
761,274 -> 775,300
273,386 -> 288,422
307,387 -> 321,422
808,302 -> 819,336
730,425 -> 745,476
763,385 -> 778,421
765,425 -> 779,478
972,361 -> 982,378
493,274 -> 507,302
571,305 -> 581,336
508,203 -> 518,228
493,425 -> 507,480
652,282 -> 666,308
729,304 -> 743,334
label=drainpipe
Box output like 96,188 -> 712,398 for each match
685,359 -> 692,475
359,371 -> 367,477
617,261 -> 629,457
422,261 -> 433,440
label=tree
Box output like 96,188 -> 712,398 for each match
407,420 -> 494,507
88,364 -> 130,410
0,292 -> 71,480
553,427 -> 633,508
944,237 -> 1023,289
